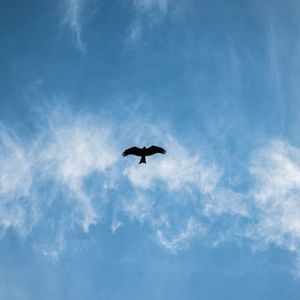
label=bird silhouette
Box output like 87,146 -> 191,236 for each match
122,145 -> 166,164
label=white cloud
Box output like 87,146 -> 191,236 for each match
122,193 -> 154,223
111,218 -> 122,234
0,130 -> 32,196
0,107 -> 223,255
202,188 -> 249,217
42,114 -> 119,231
40,118 -> 118,231
34,232 -> 65,263
123,136 -> 221,193
128,0 -> 177,44
156,217 -> 205,253
133,0 -> 169,14
249,140 -> 300,244
0,109 -> 119,237
2,103 -> 300,276
62,0 -> 85,51
248,140 -> 300,272
0,107 -> 244,256
0,129 -> 35,236
127,21 -> 143,44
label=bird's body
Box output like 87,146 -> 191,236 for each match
122,145 -> 166,164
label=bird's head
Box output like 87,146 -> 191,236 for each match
143,146 -> 146,150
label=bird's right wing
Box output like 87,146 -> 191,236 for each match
122,147 -> 142,157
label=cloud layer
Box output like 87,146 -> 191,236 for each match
0,107 -> 300,275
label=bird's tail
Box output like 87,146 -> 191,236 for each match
139,156 -> 146,164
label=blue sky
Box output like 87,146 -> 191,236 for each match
1,0 -> 300,299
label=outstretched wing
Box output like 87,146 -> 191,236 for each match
145,145 -> 166,156
122,147 -> 142,157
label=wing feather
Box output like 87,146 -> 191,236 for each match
122,147 -> 142,157
145,145 -> 166,156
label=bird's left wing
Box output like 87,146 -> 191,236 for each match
146,145 -> 166,156
122,147 -> 142,157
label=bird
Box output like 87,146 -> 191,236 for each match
122,145 -> 166,164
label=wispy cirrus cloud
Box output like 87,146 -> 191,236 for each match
1,103 -> 300,276
0,129 -> 35,237
0,107 -> 118,239
248,139 -> 300,274
60,0 -> 179,48
128,0 -> 179,44
156,217 -> 205,253
123,135 -> 220,193
0,104 -> 222,256
61,0 -> 86,51
40,113 -> 119,231
133,0 -> 170,14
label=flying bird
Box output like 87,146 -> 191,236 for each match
122,145 -> 166,164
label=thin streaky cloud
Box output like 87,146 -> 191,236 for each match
1,105 -> 300,275
122,193 -> 154,223
133,0 -> 169,14
0,129 -> 35,237
156,218 -> 205,253
248,140 -> 300,274
62,0 -> 85,52
128,0 -> 175,44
